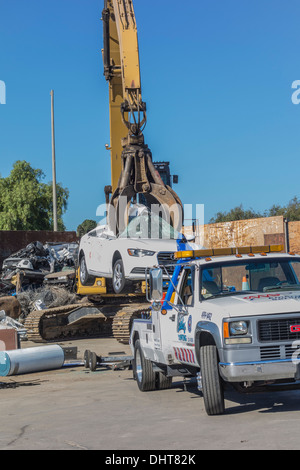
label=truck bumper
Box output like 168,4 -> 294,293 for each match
219,359 -> 300,383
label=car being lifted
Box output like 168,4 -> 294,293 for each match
78,208 -> 199,294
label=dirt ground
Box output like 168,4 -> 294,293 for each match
1,335 -> 300,451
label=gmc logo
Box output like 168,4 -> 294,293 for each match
290,325 -> 300,333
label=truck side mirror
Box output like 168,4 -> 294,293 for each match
147,268 -> 163,302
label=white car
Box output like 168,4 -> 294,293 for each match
78,211 -> 199,294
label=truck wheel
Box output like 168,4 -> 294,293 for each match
200,345 -> 225,415
156,372 -> 172,390
134,340 -> 156,391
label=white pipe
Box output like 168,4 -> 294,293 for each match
0,345 -> 65,376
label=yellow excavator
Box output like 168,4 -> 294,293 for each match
24,0 -> 183,345
102,0 -> 183,235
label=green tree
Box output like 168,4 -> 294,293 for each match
0,160 -> 69,230
77,219 -> 97,238
267,196 -> 300,221
209,204 -> 263,223
209,197 -> 300,223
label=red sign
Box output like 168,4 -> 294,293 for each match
290,325 -> 300,333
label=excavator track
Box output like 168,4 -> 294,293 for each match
112,303 -> 151,344
24,300 -> 151,344
24,303 -> 114,343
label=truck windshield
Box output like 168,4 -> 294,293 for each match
200,258 -> 300,300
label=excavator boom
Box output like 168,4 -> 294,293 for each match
102,0 -> 183,234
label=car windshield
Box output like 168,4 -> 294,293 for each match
119,212 -> 181,240
200,258 -> 300,299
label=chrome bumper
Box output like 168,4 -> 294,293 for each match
219,359 -> 300,383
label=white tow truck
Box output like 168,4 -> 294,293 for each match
130,245 -> 300,415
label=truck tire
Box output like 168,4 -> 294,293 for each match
200,345 -> 225,415
156,372 -> 172,390
134,340 -> 156,391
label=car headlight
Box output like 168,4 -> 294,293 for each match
229,321 -> 248,336
127,249 -> 155,257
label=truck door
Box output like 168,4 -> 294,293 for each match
166,266 -> 197,365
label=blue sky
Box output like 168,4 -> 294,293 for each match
0,0 -> 300,231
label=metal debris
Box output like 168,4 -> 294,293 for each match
0,241 -> 78,295
0,309 -> 27,340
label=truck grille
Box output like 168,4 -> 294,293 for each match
260,344 -> 299,361
157,252 -> 176,276
260,345 -> 281,360
258,318 -> 300,342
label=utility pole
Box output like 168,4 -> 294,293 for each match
50,90 -> 58,231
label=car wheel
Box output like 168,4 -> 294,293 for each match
200,345 -> 225,415
112,258 -> 126,294
79,255 -> 94,286
134,340 -> 156,391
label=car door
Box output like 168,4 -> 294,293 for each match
87,229 -> 108,275
81,229 -> 97,273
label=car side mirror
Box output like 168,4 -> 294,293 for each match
146,268 -> 163,302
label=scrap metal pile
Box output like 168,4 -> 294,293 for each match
0,241 -> 79,294
0,241 -> 84,342
0,240 -> 146,344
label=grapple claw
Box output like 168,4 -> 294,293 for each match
107,144 -> 183,235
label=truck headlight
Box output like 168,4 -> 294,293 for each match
127,249 -> 155,257
223,320 -> 251,344
229,321 -> 248,336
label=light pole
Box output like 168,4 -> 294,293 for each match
50,90 -> 58,231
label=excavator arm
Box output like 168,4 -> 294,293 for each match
102,0 -> 183,234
